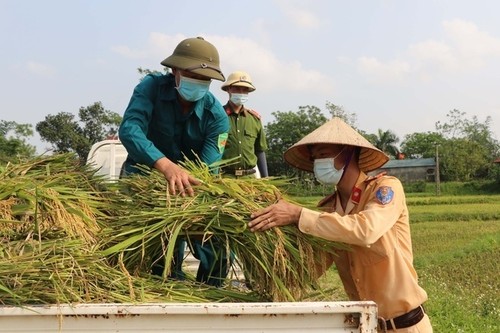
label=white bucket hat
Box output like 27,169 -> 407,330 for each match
284,117 -> 389,172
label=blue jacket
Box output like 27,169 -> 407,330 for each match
119,74 -> 229,173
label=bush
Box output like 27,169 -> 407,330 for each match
404,181 -> 427,193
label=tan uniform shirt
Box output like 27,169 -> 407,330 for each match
298,172 -> 428,319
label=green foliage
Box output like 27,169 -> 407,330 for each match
36,102 -> 122,163
137,66 -> 168,80
439,137 -> 490,181
435,180 -> 500,195
401,132 -> 444,158
399,109 -> 499,182
324,102 -> 357,126
404,180 -> 427,193
264,106 -> 328,176
436,109 -> 499,181
371,128 -> 400,158
0,120 -> 36,164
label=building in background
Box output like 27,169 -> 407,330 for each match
372,158 -> 437,183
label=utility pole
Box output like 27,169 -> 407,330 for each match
435,144 -> 441,196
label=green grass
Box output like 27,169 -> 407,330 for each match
297,194 -> 500,332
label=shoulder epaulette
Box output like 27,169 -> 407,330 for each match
364,172 -> 387,184
246,108 -> 262,120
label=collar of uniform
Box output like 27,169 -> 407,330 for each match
193,98 -> 207,120
350,172 -> 369,204
317,171 -> 367,208
317,192 -> 336,208
224,103 -> 247,116
163,73 -> 178,102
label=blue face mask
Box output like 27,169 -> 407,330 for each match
176,75 -> 211,102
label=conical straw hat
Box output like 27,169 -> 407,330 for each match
284,117 -> 389,172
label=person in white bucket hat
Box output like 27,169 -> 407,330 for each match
248,117 -> 433,332
220,71 -> 269,178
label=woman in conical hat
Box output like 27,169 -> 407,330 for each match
248,117 -> 433,332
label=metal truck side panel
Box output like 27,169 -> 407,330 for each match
0,301 -> 377,332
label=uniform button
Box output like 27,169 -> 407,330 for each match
238,141 -> 241,144
237,130 -> 240,132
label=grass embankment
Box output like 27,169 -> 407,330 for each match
296,193 -> 500,333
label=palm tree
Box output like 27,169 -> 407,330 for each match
373,129 -> 400,158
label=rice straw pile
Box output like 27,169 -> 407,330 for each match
100,159 -> 338,301
0,154 -> 342,305
0,154 -> 103,245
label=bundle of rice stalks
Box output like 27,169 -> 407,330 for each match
1,153 -> 344,305
100,159 -> 342,301
0,238 -> 260,305
0,154 -> 263,305
0,154 -> 107,245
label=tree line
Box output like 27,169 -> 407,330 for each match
1,101 -> 499,183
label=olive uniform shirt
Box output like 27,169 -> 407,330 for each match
298,172 -> 428,319
119,74 -> 229,173
223,104 -> 268,170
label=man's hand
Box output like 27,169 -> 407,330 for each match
154,157 -> 200,196
248,199 -> 302,232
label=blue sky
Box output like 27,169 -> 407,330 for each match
1,0 -> 499,153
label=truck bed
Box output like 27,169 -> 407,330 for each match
0,301 -> 378,332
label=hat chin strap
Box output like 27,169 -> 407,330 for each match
338,148 -> 355,184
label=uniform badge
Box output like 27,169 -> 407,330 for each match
351,187 -> 362,204
376,186 -> 394,205
218,133 -> 228,153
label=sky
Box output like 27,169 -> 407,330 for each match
1,0 -> 499,154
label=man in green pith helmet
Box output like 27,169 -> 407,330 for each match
119,36 -> 231,287
221,71 -> 269,178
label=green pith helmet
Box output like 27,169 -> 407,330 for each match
161,37 -> 225,81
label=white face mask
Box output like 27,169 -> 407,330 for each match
313,158 -> 345,185
230,93 -> 249,106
